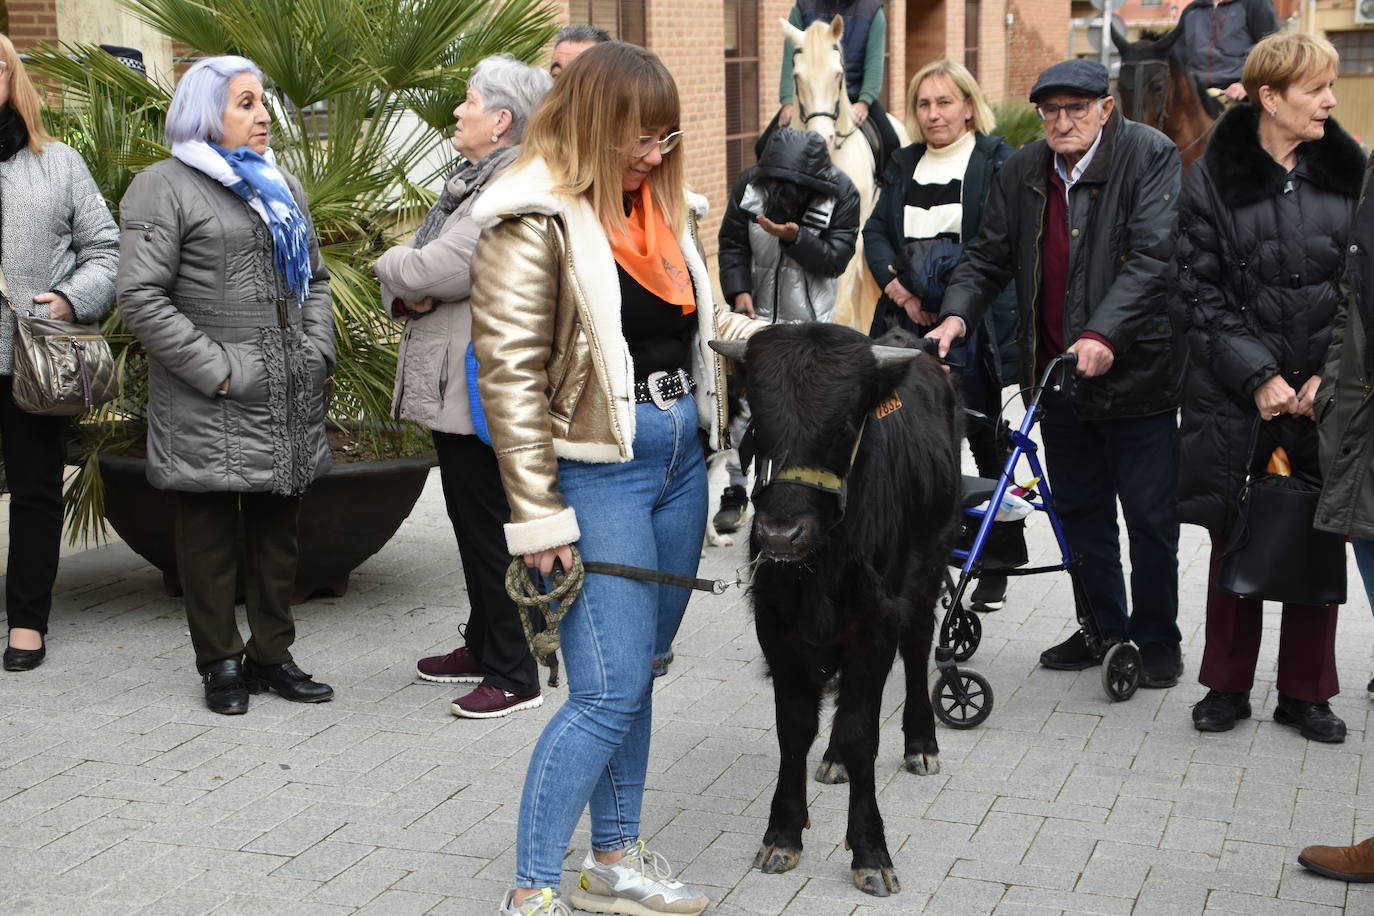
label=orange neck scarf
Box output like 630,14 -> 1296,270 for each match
607,184 -> 696,315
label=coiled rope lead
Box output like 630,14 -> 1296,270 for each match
505,550 -> 586,688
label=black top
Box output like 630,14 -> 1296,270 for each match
618,264 -> 695,382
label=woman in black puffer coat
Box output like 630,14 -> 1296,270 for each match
1174,32 -> 1364,743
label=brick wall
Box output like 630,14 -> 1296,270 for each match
1007,0 -> 1069,98
648,0 -> 728,257
9,0 -> 60,51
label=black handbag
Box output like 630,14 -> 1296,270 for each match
1218,420 -> 1346,605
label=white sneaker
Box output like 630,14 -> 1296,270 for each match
499,887 -> 571,915
569,842 -> 708,915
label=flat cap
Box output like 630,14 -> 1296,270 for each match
1029,59 -> 1109,104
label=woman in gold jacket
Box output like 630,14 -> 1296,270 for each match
471,42 -> 759,916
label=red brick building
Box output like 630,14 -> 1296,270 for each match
14,0 -> 1068,259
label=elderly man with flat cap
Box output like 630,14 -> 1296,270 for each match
928,59 -> 1186,687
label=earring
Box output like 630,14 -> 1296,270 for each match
490,133 -> 500,143
1268,109 -> 1277,118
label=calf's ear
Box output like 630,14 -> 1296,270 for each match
709,339 -> 748,364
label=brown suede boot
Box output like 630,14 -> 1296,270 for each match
1298,838 -> 1374,881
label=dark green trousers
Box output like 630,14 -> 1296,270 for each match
175,491 -> 301,675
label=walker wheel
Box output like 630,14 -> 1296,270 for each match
1101,642 -> 1141,702
941,608 -> 982,663
932,668 -> 994,729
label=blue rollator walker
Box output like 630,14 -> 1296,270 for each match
931,352 -> 1143,729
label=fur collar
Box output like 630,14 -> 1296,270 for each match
471,157 -> 721,464
1203,105 -> 1365,208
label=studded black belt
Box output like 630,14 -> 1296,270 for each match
634,369 -> 695,408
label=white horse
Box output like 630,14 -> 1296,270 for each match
780,16 -> 908,335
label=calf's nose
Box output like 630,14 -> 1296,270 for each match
754,512 -> 813,555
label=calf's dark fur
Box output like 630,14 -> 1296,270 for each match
711,323 -> 961,896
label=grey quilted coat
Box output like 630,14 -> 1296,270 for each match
116,158 -> 333,495
0,141 -> 118,373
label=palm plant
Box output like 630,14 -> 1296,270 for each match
992,99 -> 1045,149
27,0 -> 558,542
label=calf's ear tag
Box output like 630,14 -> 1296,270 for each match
874,391 -> 903,419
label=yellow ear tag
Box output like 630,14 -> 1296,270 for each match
874,391 -> 904,419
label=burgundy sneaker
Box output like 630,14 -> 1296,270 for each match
416,646 -> 485,683
451,683 -> 543,719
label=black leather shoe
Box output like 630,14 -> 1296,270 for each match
203,659 -> 249,715
244,659 -> 334,703
1139,642 -> 1183,688
1039,630 -> 1104,670
1192,689 -> 1251,732
3,639 -> 45,672
1274,694 -> 1346,743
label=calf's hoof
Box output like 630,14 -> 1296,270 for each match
814,759 -> 849,784
853,866 -> 901,897
903,751 -> 940,775
753,842 -> 803,873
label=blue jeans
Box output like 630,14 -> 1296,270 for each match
1038,391 -> 1181,645
1352,539 -> 1374,616
515,396 -> 707,889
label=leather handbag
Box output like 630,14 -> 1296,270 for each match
1218,421 -> 1346,606
8,301 -> 117,416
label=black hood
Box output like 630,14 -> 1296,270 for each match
754,129 -> 842,196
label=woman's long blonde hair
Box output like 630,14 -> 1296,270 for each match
0,34 -> 55,153
518,41 -> 685,233
904,59 -> 996,144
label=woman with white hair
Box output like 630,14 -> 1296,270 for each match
116,56 -> 334,714
0,33 -> 118,673
377,54 -> 552,719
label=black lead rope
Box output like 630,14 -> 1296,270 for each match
506,548 -> 736,687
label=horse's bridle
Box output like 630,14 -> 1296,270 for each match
1118,58 -> 1171,128
1119,56 -> 1216,160
791,47 -> 859,147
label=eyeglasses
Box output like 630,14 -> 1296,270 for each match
629,130 -> 684,158
1036,99 -> 1100,121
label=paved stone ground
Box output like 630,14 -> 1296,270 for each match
4,463 -> 1374,915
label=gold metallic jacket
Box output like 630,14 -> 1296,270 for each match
470,159 -> 761,555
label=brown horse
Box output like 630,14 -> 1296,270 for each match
1114,30 -> 1219,170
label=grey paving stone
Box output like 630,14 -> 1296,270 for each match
5,468 -> 1374,913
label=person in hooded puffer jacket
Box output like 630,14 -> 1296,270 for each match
1316,154 -> 1374,694
1174,32 -> 1364,742
713,128 -> 859,533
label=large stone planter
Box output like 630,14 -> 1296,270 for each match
98,450 -> 436,602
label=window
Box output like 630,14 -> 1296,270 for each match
569,0 -> 646,46
1331,31 -> 1374,77
724,0 -> 760,182
964,0 -> 980,79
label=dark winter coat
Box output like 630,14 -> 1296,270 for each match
1316,154 -> 1374,540
718,129 -> 860,324
1164,0 -> 1279,89
117,159 -> 334,496
1174,105 -> 1364,532
863,132 -> 1018,386
940,109 -> 1183,420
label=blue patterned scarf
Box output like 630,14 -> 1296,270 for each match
210,143 -> 313,305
